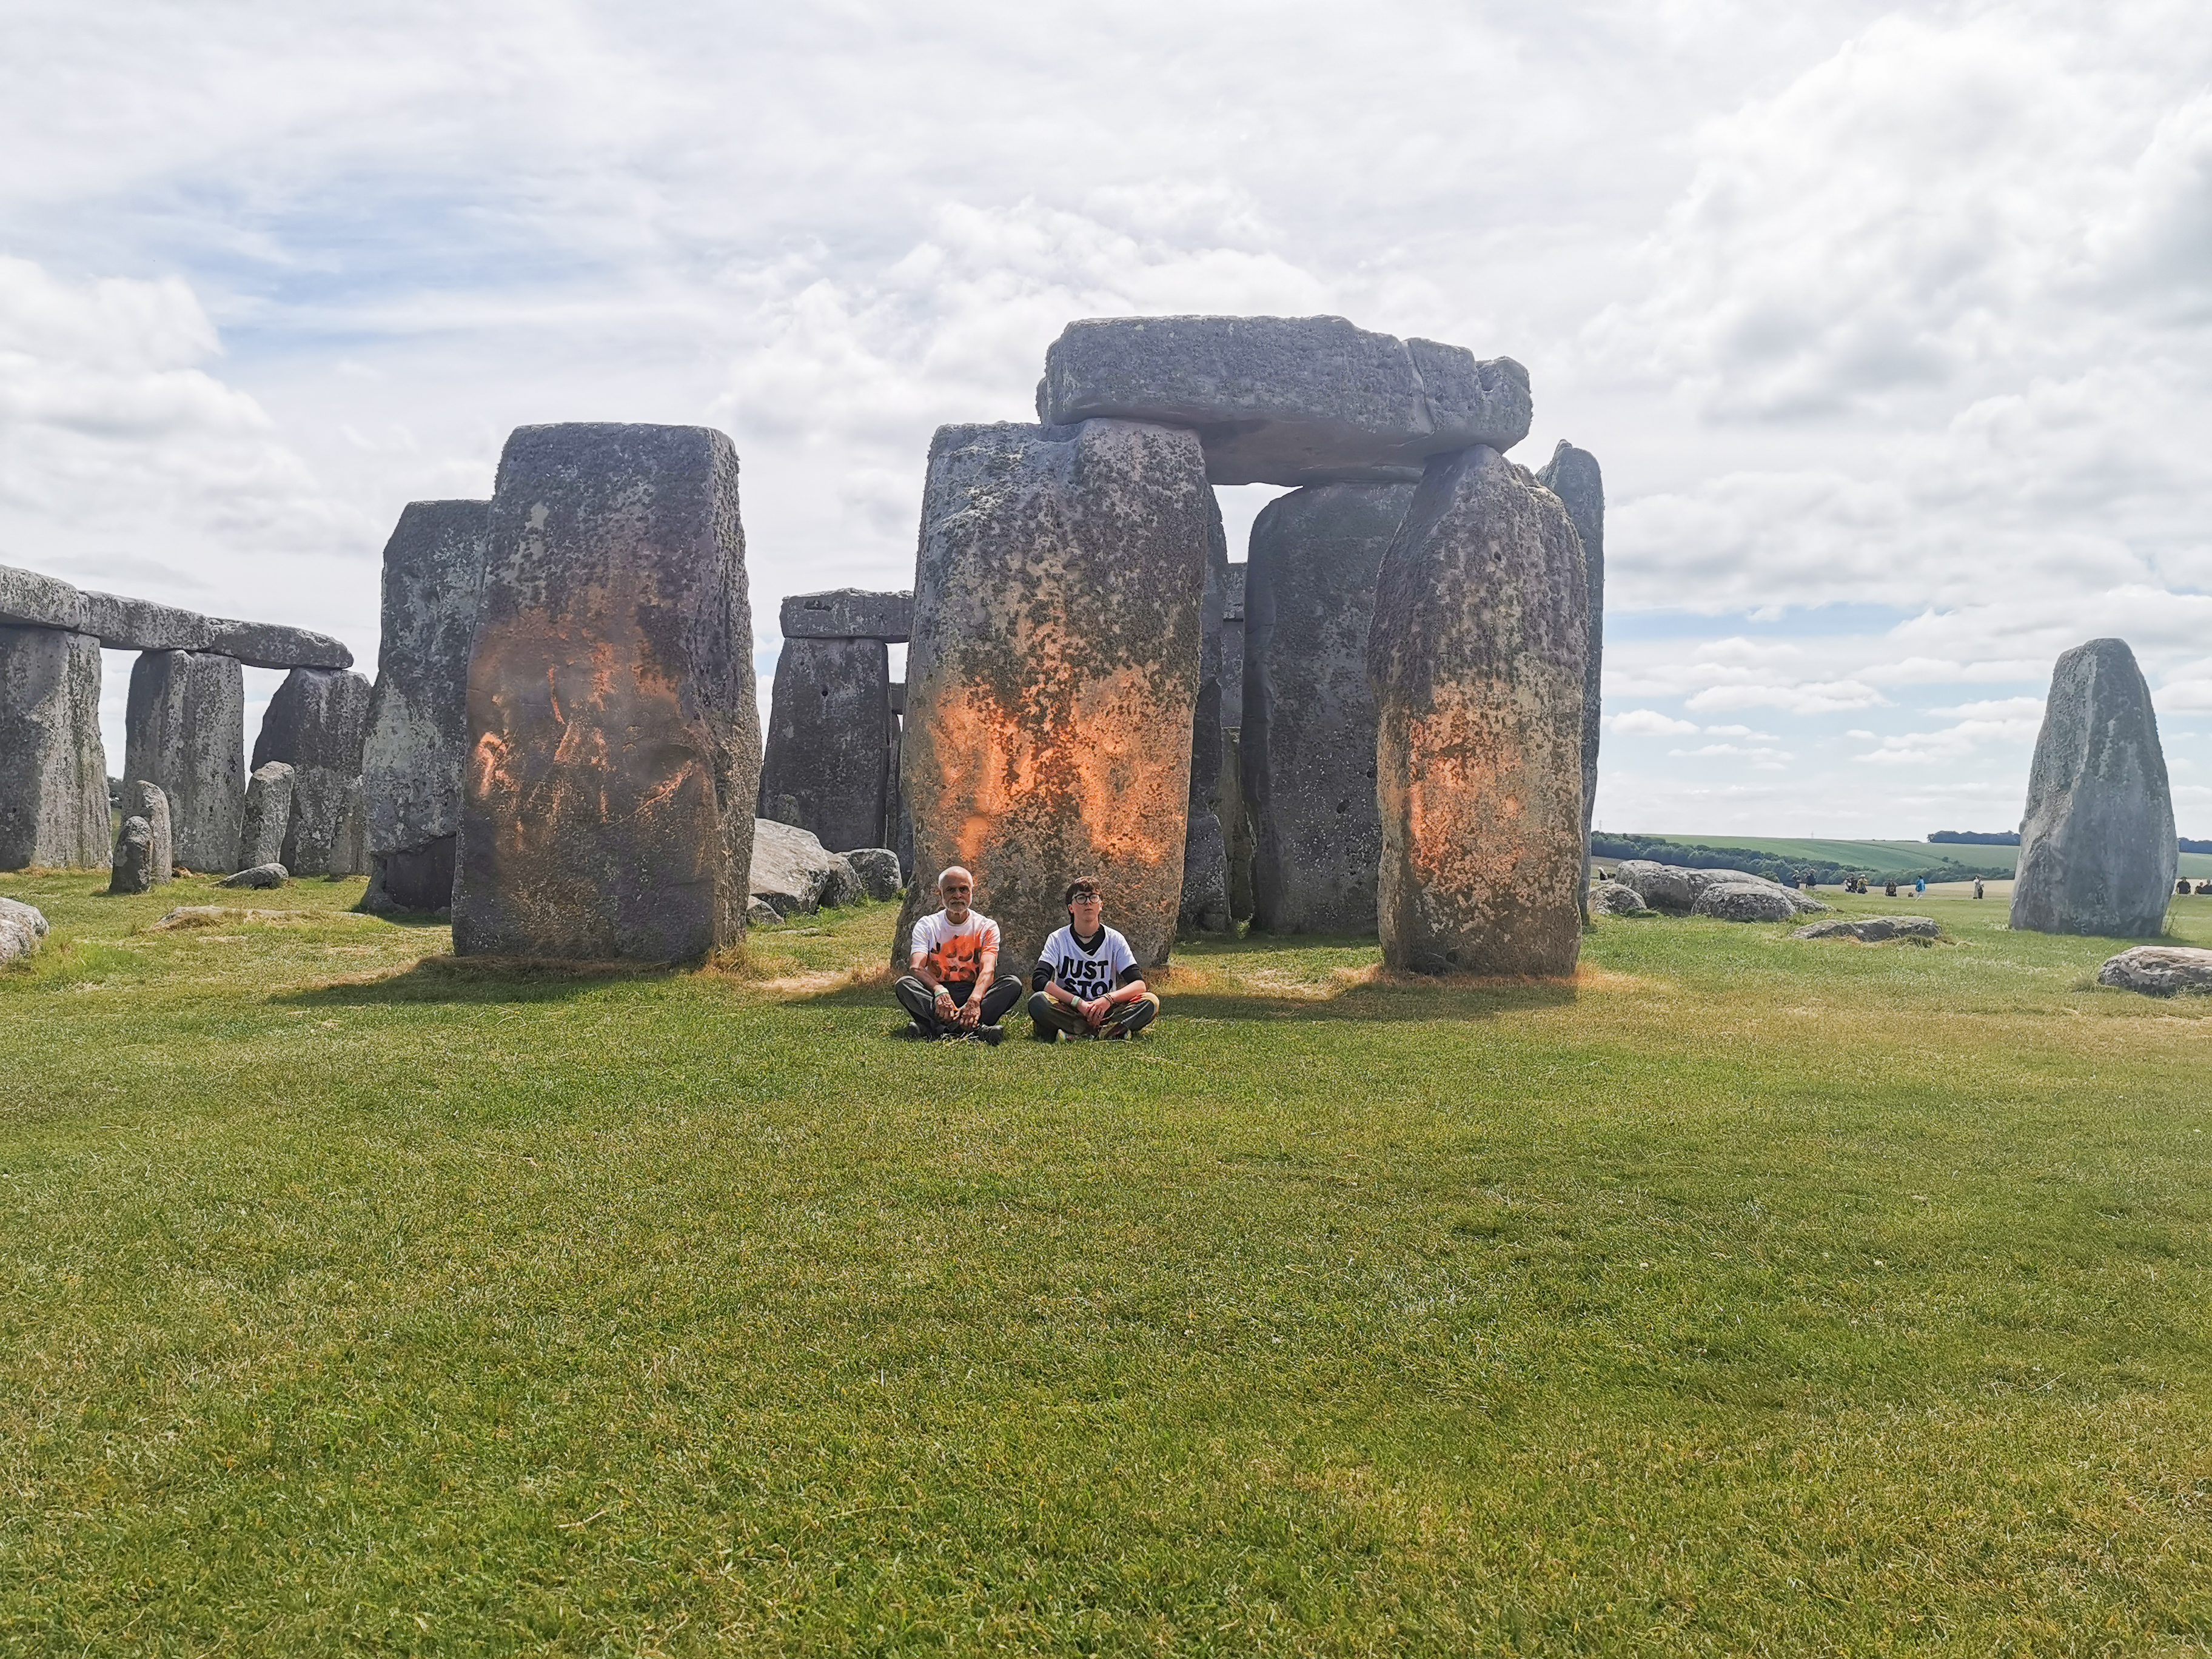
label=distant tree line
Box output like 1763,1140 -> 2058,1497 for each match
1928,830 -> 2020,845
1590,833 -> 2014,885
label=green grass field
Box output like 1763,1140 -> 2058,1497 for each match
1638,836 -> 2212,882
4,873 -> 2211,1654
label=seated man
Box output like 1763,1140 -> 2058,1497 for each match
1027,876 -> 1159,1041
894,866 -> 1024,1044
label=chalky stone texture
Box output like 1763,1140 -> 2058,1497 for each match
1179,499 -> 1232,934
0,625 -> 109,869
1589,880 -> 1646,916
240,763 -> 296,871
1369,446 -> 1587,975
362,500 -> 490,913
1692,882 -> 1801,922
124,650 -> 245,873
218,863 -> 287,890
751,818 -> 862,916
2011,638 -> 2177,937
118,780 -> 172,884
454,423 -> 759,962
1037,316 -> 1532,486
1795,915 -> 1940,942
779,589 -> 913,642
254,666 -> 372,877
1243,483 -> 1413,933
0,896 -> 47,962
283,766 -> 367,877
2097,945 -> 2212,996
110,816 -> 155,894
1536,441 -> 1604,914
757,637 -> 894,858
894,419 -> 1211,978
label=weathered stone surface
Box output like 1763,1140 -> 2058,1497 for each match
124,650 -> 244,873
332,777 -> 367,877
750,818 -> 862,916
240,762 -> 295,871
364,838 -> 456,914
1692,881 -> 1801,922
894,419 -> 1211,977
1180,498 -> 1232,934
454,424 -> 759,962
254,668 -> 371,773
118,780 -> 172,884
1370,446 -> 1587,975
0,896 -> 47,962
361,500 -> 489,912
1222,729 -> 1255,922
2011,638 -> 2177,937
845,846 -> 902,900
0,562 -> 352,667
757,636 -> 894,857
1037,317 -> 1533,486
0,625 -> 109,868
779,589 -> 913,642
283,766 -> 364,877
1589,879 -> 1647,915
110,816 -> 155,893
1795,914 -> 1940,941
1614,860 -> 1824,916
218,863 -> 287,888
2097,944 -> 2212,996
746,895 -> 779,927
1220,561 -> 1245,731
1244,482 -> 1413,933
1535,441 -> 1604,917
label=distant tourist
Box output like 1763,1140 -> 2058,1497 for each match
894,866 -> 1024,1044
1973,878 -> 1985,900
1885,880 -> 1898,897
2182,878 -> 2194,896
1028,876 -> 1159,1041
1914,876 -> 1926,896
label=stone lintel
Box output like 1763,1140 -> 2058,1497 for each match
780,589 -> 913,642
0,563 -> 352,669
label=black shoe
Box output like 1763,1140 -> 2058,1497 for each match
973,1025 -> 1004,1047
900,1019 -> 929,1040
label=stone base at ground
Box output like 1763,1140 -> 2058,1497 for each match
843,847 -> 902,901
1588,880 -> 1647,915
118,780 -> 172,884
110,816 -> 155,893
2097,945 -> 2212,996
363,837 -> 457,914
240,762 -> 295,870
751,818 -> 862,915
0,625 -> 109,870
1795,915 -> 1941,942
219,863 -> 288,889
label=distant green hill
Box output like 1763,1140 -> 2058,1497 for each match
1606,835 -> 2212,882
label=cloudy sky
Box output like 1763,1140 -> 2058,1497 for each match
5,0 -> 2208,839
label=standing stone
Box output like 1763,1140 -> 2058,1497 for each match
1535,441 -> 1604,919
124,650 -> 245,873
1179,499 -> 1232,934
1243,482 -> 1413,933
1368,446 -> 1588,975
454,423 -> 759,963
2010,638 -> 2177,937
757,634 -> 894,856
240,762 -> 297,870
0,625 -> 109,869
1219,563 -> 1254,921
894,419 -> 1212,979
253,666 -> 371,877
330,777 -> 368,877
110,816 -> 155,893
362,500 -> 490,912
118,780 -> 173,884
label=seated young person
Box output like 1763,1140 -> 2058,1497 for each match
894,866 -> 1025,1044
1027,876 -> 1159,1041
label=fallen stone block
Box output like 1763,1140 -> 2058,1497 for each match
1693,881 -> 1803,922
0,896 -> 50,962
218,863 -> 289,889
1588,880 -> 1647,916
2097,944 -> 2212,996
1794,915 -> 1941,941
843,847 -> 902,901
751,818 -> 862,916
454,423 -> 760,962
1037,315 -> 1532,486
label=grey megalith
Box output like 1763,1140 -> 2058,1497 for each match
1219,561 -> 1253,923
2011,637 -> 2177,937
110,816 -> 156,893
1037,315 -> 1530,486
240,763 -> 295,872
361,500 -> 489,913
454,423 -> 759,963
0,624 -> 109,869
124,649 -> 245,873
1,561 -> 350,669
254,666 -> 371,877
779,589 -> 912,642
1179,497 -> 1232,934
1242,482 -> 1414,934
1535,440 -> 1604,916
757,634 -> 895,856
894,419 -> 1210,980
118,779 -> 172,884
1369,446 -> 1588,976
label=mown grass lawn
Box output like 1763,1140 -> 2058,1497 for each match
2,872 -> 2209,1655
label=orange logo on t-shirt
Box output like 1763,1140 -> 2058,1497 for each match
914,912 -> 999,985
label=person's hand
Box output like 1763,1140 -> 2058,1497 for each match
933,986 -> 954,1024
1082,996 -> 1108,1030
957,996 -> 981,1030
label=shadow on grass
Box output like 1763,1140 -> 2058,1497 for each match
273,954 -> 685,1007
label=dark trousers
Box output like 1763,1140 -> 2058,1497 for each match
894,974 -> 1024,1036
1026,988 -> 1160,1039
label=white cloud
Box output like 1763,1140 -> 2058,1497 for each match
1609,708 -> 1700,736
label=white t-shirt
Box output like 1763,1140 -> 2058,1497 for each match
1035,925 -> 1138,1003
909,910 -> 1001,986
